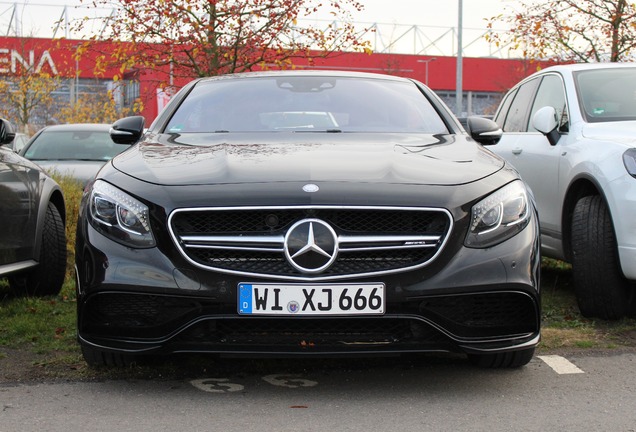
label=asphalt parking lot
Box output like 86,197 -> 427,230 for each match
2,351 -> 635,432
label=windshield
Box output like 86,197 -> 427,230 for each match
165,76 -> 449,134
575,68 -> 636,123
24,129 -> 125,161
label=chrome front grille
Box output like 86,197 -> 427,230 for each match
168,206 -> 453,281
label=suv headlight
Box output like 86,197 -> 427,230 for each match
624,148 -> 636,178
88,180 -> 155,248
465,180 -> 531,248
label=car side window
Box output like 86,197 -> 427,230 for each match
528,74 -> 568,133
493,88 -> 517,127
500,78 -> 540,133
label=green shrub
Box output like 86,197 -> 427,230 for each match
51,174 -> 84,299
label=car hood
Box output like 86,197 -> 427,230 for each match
581,121 -> 636,146
111,133 -> 504,186
33,160 -> 106,184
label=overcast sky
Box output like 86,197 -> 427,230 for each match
8,0 -> 525,31
352,0 -> 523,30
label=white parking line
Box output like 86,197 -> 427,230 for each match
538,355 -> 585,374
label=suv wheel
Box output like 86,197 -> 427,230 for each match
571,195 -> 633,319
9,202 -> 67,297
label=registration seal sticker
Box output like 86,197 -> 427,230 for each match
287,301 -> 300,314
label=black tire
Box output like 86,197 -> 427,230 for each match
468,348 -> 535,368
81,344 -> 137,368
9,202 -> 67,297
571,195 -> 632,320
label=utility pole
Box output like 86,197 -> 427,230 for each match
456,0 -> 463,117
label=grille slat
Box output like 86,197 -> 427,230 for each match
169,206 -> 452,280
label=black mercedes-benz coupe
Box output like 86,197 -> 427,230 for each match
75,71 -> 540,368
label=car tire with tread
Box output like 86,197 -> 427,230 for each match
9,202 -> 67,297
571,195 -> 633,320
468,348 -> 535,368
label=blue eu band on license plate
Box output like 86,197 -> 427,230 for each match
238,283 -> 385,316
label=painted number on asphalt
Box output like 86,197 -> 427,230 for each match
190,375 -> 318,392
190,378 -> 245,393
262,374 -> 318,388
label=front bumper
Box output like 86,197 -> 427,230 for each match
75,211 -> 541,358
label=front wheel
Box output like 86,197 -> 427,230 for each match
570,195 -> 632,320
468,348 -> 535,368
9,202 -> 67,297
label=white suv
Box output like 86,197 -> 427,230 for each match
488,63 -> 636,320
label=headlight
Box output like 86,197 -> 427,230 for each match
465,180 -> 531,248
624,148 -> 636,178
88,180 -> 155,248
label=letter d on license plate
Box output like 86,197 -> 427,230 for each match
238,283 -> 385,316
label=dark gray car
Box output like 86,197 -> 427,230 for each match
0,119 -> 67,296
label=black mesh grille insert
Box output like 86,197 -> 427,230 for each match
419,292 -> 539,337
81,293 -> 205,338
187,248 -> 436,275
172,209 -> 448,235
174,317 -> 452,352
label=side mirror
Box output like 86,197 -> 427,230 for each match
466,116 -> 502,146
532,106 -> 561,146
0,118 -> 16,145
110,116 -> 145,145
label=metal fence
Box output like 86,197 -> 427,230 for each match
0,1 -> 514,58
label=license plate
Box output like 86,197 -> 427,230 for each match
238,283 -> 385,316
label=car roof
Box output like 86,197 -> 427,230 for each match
508,62 -> 636,91
195,69 -> 414,84
532,62 -> 636,75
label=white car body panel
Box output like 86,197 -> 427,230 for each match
489,63 -> 636,280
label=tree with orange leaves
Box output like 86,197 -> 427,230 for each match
487,0 -> 636,63
0,73 -> 58,134
74,0 -> 371,88
55,91 -> 142,125
0,37 -> 61,133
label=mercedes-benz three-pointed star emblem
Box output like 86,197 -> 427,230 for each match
284,219 -> 338,273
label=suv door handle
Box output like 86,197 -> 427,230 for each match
512,148 -> 523,155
